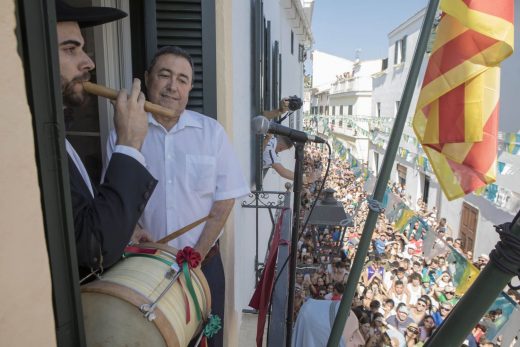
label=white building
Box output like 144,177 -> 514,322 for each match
311,50 -> 353,88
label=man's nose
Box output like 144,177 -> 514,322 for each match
80,50 -> 95,72
165,78 -> 177,91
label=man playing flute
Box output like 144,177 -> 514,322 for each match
55,0 -> 157,279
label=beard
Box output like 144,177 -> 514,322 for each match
61,72 -> 91,107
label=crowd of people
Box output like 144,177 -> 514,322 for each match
293,144 -> 518,347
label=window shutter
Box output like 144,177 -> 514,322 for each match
272,40 -> 280,110
394,41 -> 399,64
401,35 -> 407,63
155,0 -> 216,117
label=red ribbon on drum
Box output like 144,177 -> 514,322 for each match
176,247 -> 203,323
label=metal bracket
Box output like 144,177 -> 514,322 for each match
241,191 -> 288,209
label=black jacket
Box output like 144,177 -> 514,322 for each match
68,152 -> 157,275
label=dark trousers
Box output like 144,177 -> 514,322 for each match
189,250 -> 224,347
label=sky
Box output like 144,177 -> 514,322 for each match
310,0 -> 428,61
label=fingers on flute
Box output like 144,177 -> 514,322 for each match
116,88 -> 128,105
130,78 -> 142,101
137,91 -> 146,106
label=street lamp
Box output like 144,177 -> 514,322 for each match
306,188 -> 351,249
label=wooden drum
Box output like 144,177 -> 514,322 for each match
81,243 -> 211,347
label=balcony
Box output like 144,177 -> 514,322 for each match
329,76 -> 372,95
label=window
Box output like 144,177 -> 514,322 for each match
325,106 -> 329,115
376,102 -> 381,117
382,58 -> 388,71
348,105 -> 353,116
374,152 -> 380,174
401,35 -> 407,62
394,35 -> 407,64
263,20 -> 272,110
395,100 -> 400,116
319,106 -> 324,114
298,44 -> 305,62
394,41 -> 399,64
291,30 -> 294,55
397,164 -> 407,187
423,175 -> 430,204
339,105 -> 344,115
332,106 -> 335,115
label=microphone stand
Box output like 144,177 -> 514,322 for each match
285,140 -> 305,346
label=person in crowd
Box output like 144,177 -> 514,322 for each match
330,282 -> 345,301
386,304 -> 416,334
55,1 -> 157,277
432,302 -> 453,326
404,323 -> 421,347
437,285 -> 458,306
106,46 -> 250,347
382,298 -> 396,318
409,297 -> 428,323
407,273 -> 424,305
389,280 -> 410,307
418,315 -> 436,342
362,257 -> 385,286
262,134 -> 296,180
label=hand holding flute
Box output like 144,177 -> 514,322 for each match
83,79 -> 179,151
101,79 -> 148,151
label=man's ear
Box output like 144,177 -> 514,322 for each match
144,70 -> 149,89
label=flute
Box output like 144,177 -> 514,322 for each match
82,81 -> 174,118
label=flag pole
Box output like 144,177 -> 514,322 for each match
326,0 -> 440,345
424,217 -> 520,347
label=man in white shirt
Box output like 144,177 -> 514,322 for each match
106,46 -> 249,347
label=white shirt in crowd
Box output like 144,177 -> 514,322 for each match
106,110 -> 250,249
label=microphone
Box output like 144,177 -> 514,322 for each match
252,115 -> 326,144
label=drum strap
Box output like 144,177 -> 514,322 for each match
157,214 -> 211,244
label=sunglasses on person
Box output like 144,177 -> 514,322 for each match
441,306 -> 451,311
445,291 -> 455,295
407,327 -> 419,334
416,301 -> 427,307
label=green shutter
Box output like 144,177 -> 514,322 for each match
155,0 -> 216,117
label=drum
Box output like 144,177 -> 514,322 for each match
81,243 -> 212,347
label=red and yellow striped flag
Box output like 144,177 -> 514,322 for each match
413,0 -> 514,200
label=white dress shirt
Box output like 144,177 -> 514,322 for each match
106,110 -> 250,249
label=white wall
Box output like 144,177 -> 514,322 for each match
1,1 -> 56,345
371,8 -> 425,120
230,0 -> 255,322
311,50 -> 353,87
230,0 -> 310,328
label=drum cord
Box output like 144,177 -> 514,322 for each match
266,142 -> 333,340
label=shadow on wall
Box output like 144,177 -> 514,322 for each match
465,194 -> 515,225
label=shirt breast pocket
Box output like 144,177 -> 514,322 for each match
186,154 -> 217,194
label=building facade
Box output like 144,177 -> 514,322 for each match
369,7 -> 520,258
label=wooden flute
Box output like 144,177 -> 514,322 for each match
82,81 -> 174,118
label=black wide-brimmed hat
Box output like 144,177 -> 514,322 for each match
56,0 -> 127,27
